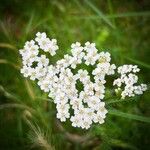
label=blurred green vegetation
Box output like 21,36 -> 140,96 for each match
0,0 -> 150,150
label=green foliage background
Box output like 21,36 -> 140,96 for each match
0,0 -> 150,150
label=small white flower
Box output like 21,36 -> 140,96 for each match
29,68 -> 37,80
24,40 -> 35,49
35,32 -> 47,42
20,66 -> 31,77
37,55 -> 49,67
35,66 -> 47,79
107,64 -> 116,75
70,57 -> 78,69
141,84 -> 147,91
99,52 -> 111,63
35,32 -> 58,56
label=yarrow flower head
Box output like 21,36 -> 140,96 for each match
19,32 -> 147,129
113,65 -> 147,99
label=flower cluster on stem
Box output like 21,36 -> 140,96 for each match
20,32 -> 147,129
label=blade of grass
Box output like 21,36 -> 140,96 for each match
108,11 -> 150,18
107,0 -> 116,26
0,103 -> 34,112
0,43 -> 17,52
25,12 -> 35,35
22,12 -> 35,42
110,139 -> 137,150
85,0 -> 115,29
17,110 -> 23,137
125,57 -> 150,69
24,79 -> 35,100
32,17 -> 49,30
35,97 -> 53,102
109,109 -> 150,123
0,85 -> 19,101
0,21 -> 12,42
71,11 -> 150,20
0,59 -> 20,70
106,98 -> 136,105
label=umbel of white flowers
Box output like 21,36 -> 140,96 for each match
19,32 -> 147,129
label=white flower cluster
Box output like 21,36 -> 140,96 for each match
20,32 -> 58,81
113,65 -> 147,99
20,32 -> 147,129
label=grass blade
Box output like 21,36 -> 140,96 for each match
109,109 -> 150,123
106,98 -> 136,105
110,139 -> 137,150
0,103 -> 34,112
0,59 -> 20,70
71,11 -> 150,21
25,12 -> 35,35
125,57 -> 150,69
35,97 -> 53,102
107,11 -> 150,18
24,79 -> 35,100
85,0 -> 115,28
0,43 -> 17,52
0,21 -> 12,41
0,85 -> 19,101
